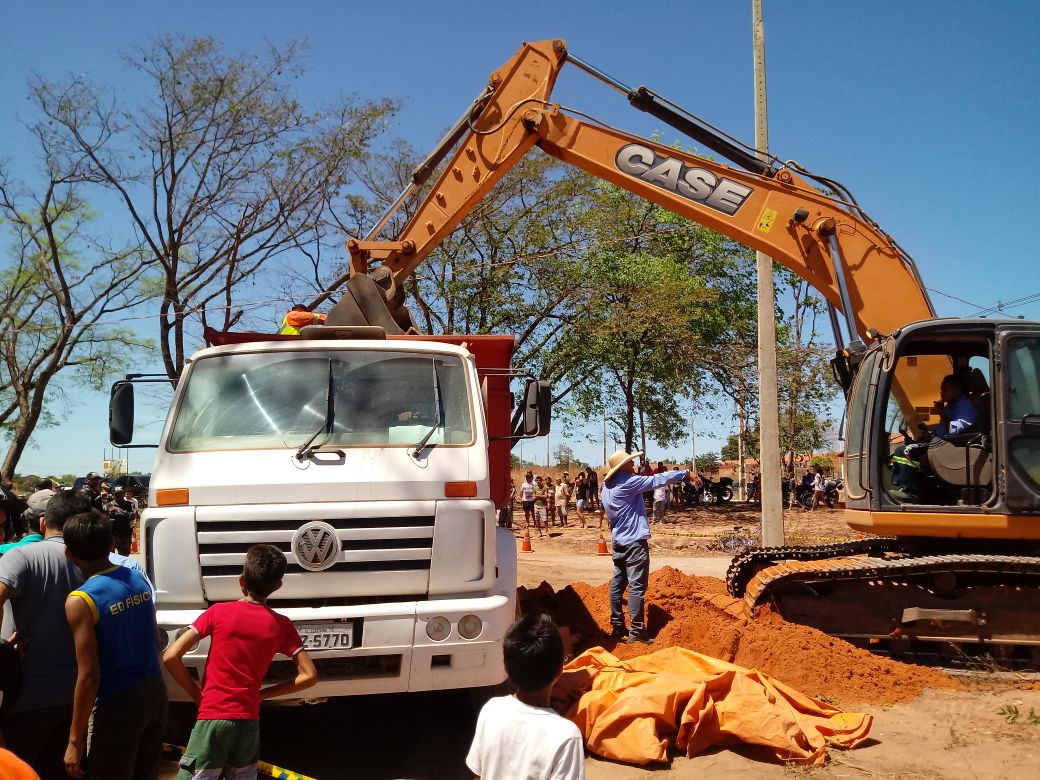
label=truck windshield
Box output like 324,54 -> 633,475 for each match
167,350 -> 474,452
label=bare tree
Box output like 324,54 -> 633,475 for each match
30,36 -> 397,380
0,167 -> 149,480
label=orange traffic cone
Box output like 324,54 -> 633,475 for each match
520,525 -> 534,554
596,532 -> 609,556
130,523 -> 139,554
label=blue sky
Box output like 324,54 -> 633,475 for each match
2,1 -> 1038,476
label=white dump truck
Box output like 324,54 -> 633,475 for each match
110,326 -> 548,700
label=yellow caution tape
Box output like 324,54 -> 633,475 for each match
648,530 -> 720,539
163,743 -> 318,780
650,529 -> 858,545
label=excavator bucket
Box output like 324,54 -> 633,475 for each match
325,273 -> 417,334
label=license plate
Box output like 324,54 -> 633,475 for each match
297,621 -> 354,650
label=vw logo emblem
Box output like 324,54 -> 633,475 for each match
291,521 -> 339,572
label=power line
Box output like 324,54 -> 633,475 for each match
972,289 -> 1040,318
2,293 -> 303,337
925,287 -> 983,310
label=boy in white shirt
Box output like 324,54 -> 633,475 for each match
466,613 -> 584,780
652,483 -> 669,524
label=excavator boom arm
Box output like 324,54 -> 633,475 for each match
349,39 -> 934,346
351,40 -> 934,346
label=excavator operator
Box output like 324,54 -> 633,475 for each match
932,374 -> 977,437
890,374 -> 978,502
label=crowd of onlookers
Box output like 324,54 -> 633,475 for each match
513,469 -> 604,536
0,480 -> 158,778
509,460 -> 723,536
0,475 -> 585,779
0,477 -> 322,780
0,475 -> 140,557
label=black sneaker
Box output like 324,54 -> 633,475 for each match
626,633 -> 655,645
889,487 -> 918,503
609,626 -> 628,640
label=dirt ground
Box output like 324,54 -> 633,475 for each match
155,502 -> 1040,778
513,521 -> 1040,780
583,687 -> 1040,779
511,500 -> 858,558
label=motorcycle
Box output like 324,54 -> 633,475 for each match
682,480 -> 702,506
700,475 -> 734,504
797,477 -> 843,509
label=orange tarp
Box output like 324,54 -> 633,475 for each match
553,646 -> 873,766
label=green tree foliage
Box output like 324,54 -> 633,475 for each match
324,147 -> 596,359
808,454 -> 835,473
0,177 -> 151,481
549,445 -> 582,470
341,142 -> 760,457
722,427 -> 760,461
555,183 -> 758,452
30,36 -> 398,380
511,454 -> 540,469
776,271 -> 838,468
709,270 -> 837,474
695,452 -> 721,472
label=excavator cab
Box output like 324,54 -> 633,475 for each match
735,316 -> 1040,663
845,319 -> 1040,531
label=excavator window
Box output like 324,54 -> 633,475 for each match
1007,337 -> 1040,490
843,347 -> 881,505
880,339 -> 994,507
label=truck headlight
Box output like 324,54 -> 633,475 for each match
458,614 -> 482,640
426,616 -> 451,642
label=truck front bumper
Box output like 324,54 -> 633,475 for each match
159,592 -> 515,700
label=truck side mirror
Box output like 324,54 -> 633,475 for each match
523,380 -> 552,437
110,381 -> 135,447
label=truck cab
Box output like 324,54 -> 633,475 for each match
111,330 -> 541,700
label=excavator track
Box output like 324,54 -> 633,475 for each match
725,537 -> 902,598
740,552 -> 1040,669
743,553 -> 1040,608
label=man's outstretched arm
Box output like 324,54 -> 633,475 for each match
612,469 -> 689,497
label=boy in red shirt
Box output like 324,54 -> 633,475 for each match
163,544 -> 317,780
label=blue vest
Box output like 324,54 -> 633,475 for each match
70,565 -> 161,703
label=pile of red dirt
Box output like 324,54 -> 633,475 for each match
518,566 -> 959,706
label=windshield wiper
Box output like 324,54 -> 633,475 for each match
295,359 -> 336,460
411,360 -> 444,458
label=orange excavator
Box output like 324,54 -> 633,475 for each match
326,39 -> 1040,666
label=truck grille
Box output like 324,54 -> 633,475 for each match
196,515 -> 435,603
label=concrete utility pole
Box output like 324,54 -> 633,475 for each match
737,401 -> 746,501
690,400 -> 697,469
753,0 -> 785,547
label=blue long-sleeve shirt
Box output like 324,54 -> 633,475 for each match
934,395 -> 977,437
601,469 -> 689,546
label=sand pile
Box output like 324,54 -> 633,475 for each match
518,566 -> 959,706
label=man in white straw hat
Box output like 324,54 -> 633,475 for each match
601,450 -> 690,644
